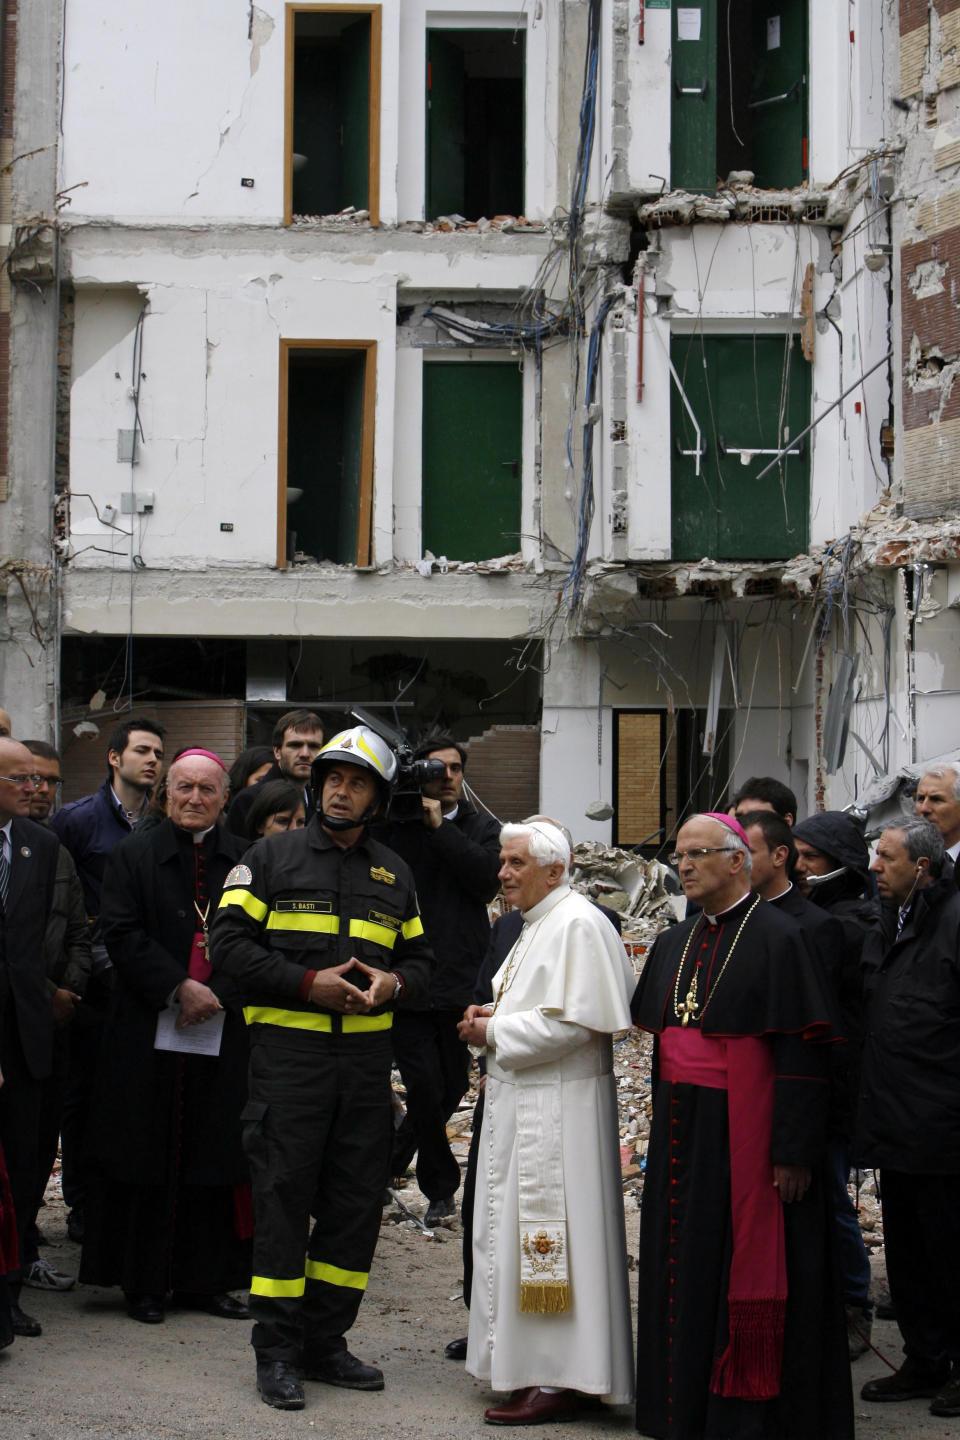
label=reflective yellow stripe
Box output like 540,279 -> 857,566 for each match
342,1011 -> 393,1033
218,889 -> 268,921
243,1007 -> 392,1034
402,915 -> 424,941
348,919 -> 398,950
243,1007 -> 333,1032
266,912 -> 340,935
250,1274 -> 305,1299
305,1258 -> 369,1291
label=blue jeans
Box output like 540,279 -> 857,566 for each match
829,1139 -> 872,1308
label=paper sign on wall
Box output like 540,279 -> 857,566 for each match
677,8 -> 702,42
767,16 -> 781,49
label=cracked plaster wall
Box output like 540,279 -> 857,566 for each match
895,0 -> 960,520
63,239 -> 546,574
60,0 -> 556,228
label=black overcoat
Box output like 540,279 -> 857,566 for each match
856,877 -> 960,1173
91,818 -> 249,1187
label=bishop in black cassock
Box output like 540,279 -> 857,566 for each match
632,813 -> 853,1440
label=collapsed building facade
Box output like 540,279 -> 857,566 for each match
1,1 -> 958,839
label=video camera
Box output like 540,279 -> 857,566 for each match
349,706 -> 446,822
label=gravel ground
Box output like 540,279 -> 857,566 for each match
0,1089 -> 948,1439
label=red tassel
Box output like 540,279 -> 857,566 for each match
710,1297 -> 786,1400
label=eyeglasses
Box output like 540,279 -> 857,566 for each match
0,773 -> 42,788
33,777 -> 62,790
668,846 -> 736,865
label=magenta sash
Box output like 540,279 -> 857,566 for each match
660,1028 -> 787,1400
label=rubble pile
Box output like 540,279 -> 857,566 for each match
569,840 -> 681,950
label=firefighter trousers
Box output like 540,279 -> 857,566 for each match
241,1028 -> 393,1364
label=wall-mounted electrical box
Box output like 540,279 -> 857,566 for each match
121,491 -> 155,514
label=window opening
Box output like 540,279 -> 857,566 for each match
278,341 -> 376,568
672,0 -> 807,192
426,28 -> 524,221
286,5 -> 381,224
421,359 -> 522,562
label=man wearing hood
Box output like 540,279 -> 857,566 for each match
791,811 -> 878,1358
856,819 -> 960,1418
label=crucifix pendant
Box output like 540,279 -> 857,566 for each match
679,989 -> 699,1027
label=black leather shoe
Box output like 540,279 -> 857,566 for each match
861,1356 -> 950,1402
305,1349 -> 384,1390
125,1292 -> 165,1325
257,1359 -> 305,1410
445,1336 -> 468,1361
11,1303 -> 42,1337
66,1209 -> 84,1245
173,1291 -> 249,1319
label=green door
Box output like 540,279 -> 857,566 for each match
672,0 -> 807,192
422,362 -> 522,561
426,30 -> 466,219
671,334 -> 810,561
749,0 -> 807,188
339,18 -> 370,211
671,2 -> 717,191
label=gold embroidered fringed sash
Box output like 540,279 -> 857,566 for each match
516,1081 -> 569,1313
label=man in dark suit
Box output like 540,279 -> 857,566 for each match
0,737 -> 61,1338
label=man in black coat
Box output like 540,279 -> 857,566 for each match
381,735 -> 500,1225
742,809 -> 875,1357
857,818 -> 960,1417
226,710 -> 324,838
0,737 -> 61,1340
79,749 -> 251,1325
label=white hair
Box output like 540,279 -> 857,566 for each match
501,821 -> 571,879
922,765 -> 960,802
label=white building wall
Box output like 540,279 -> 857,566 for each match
60,1 -> 554,227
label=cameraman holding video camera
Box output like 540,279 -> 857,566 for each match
382,734 -> 500,1226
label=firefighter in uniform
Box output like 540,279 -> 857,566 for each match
210,727 -> 434,1411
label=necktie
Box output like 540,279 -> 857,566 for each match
0,838 -> 9,912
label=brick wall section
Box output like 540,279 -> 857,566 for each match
616,713 -> 663,846
463,724 -> 540,826
902,0 -> 960,28
901,220 -> 960,518
58,701 -> 246,805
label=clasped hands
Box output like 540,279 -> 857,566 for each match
457,1003 -> 493,1048
308,958 -> 396,1013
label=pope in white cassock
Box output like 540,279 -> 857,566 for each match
457,821 -> 636,1426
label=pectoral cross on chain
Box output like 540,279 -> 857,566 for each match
678,989 -> 699,1027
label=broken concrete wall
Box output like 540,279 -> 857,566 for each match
894,0 -> 960,520
624,222 -> 891,558
0,0 -> 62,741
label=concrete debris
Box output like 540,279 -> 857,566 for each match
415,551 -> 527,576
637,182 -> 850,230
569,840 -> 680,946
290,212 -> 546,234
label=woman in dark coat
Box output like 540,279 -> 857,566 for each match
79,749 -> 252,1324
